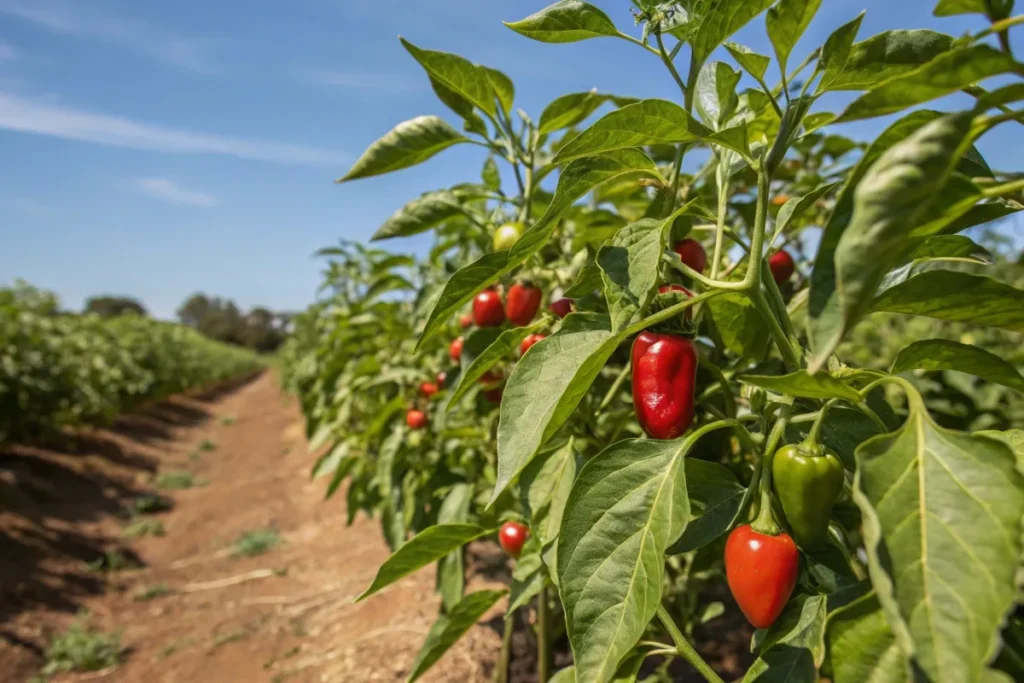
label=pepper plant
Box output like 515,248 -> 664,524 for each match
283,2 -> 1024,682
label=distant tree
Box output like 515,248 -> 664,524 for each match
84,295 -> 147,317
177,293 -> 286,352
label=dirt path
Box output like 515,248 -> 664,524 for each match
0,373 -> 503,682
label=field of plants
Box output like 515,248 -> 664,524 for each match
280,1 -> 1024,682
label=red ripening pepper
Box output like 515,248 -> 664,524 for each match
436,371 -> 447,386
768,250 -> 795,284
473,289 -> 506,327
631,332 -> 698,439
420,382 -> 438,397
549,297 -> 573,319
459,314 -> 472,329
725,525 -> 799,628
406,409 -> 427,430
519,333 -> 545,357
498,521 -> 529,558
505,282 -> 542,326
449,337 -> 464,363
672,238 -> 707,273
658,284 -> 694,320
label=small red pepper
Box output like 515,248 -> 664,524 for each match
449,337 -> 464,363
498,521 -> 529,558
459,314 -> 472,329
505,282 -> 542,326
519,333 -> 545,357
419,382 -> 438,397
725,525 -> 799,629
768,250 -> 795,284
549,297 -> 573,319
473,289 -> 506,327
672,238 -> 707,273
631,331 -> 698,439
406,409 -> 427,430
436,371 -> 447,386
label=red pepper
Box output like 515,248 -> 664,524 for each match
631,332 -> 698,439
459,314 -> 472,329
498,521 -> 529,558
519,333 -> 545,357
436,371 -> 447,386
725,525 -> 799,628
768,250 -> 795,284
449,337 -> 464,363
657,284 -> 694,320
505,282 -> 542,326
473,289 -> 506,327
419,382 -> 438,397
672,238 -> 707,273
549,298 -> 573,319
406,409 -> 427,430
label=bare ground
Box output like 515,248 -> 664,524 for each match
0,373 -> 503,683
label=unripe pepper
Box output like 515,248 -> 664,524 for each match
768,250 -> 795,284
772,442 -> 844,549
473,289 -> 506,327
505,282 -> 542,326
631,331 -> 698,439
519,333 -> 545,357
725,525 -> 799,628
498,521 -> 529,558
672,239 -> 707,273
449,337 -> 464,363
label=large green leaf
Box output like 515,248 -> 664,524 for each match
504,1 -> 619,43
448,323 -> 545,406
357,524 -> 489,601
436,484 -> 472,611
406,590 -> 506,682
826,590 -> 910,683
338,116 -> 469,182
744,595 -> 827,682
739,370 -> 861,401
696,61 -> 741,129
558,437 -> 696,683
539,91 -> 612,133
416,149 -> 660,348
766,0 -> 822,77
852,404 -> 1024,683
708,292 -> 770,360
371,191 -> 464,241
725,42 -> 771,80
836,45 -> 1015,122
901,234 -> 992,264
870,271 -> 1024,331
401,39 -> 504,117
668,459 -> 745,553
491,313 -> 622,504
891,339 -> 1024,392
818,12 -> 865,92
598,216 -> 669,331
825,29 -> 954,91
520,438 -> 578,550
691,0 -> 775,67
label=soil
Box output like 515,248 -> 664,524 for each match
0,372 -> 752,683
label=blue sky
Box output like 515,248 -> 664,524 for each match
0,1 -> 1016,319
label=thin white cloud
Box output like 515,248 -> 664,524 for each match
298,67 -> 418,93
0,195 -> 56,219
0,0 -> 216,72
0,93 -> 345,165
130,177 -> 217,207
0,41 -> 16,61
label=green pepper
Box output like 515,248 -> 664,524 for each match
772,442 -> 844,549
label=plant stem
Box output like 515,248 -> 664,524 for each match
617,31 -> 662,55
806,399 -> 838,445
537,585 -> 551,682
656,606 -> 725,683
492,615 -> 514,683
710,177 -> 729,281
599,363 -> 631,411
656,31 -> 688,102
751,409 -> 790,535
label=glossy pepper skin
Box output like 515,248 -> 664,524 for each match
519,333 -> 545,357
406,409 -> 427,430
672,239 -> 707,273
768,250 -> 795,284
631,332 -> 698,439
657,284 -> 694,320
449,337 -> 464,363
473,289 -> 506,327
498,521 -> 529,558
725,525 -> 799,629
506,282 -> 542,326
772,443 -> 844,549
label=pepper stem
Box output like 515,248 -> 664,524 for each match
804,398 -> 838,448
750,408 -> 790,536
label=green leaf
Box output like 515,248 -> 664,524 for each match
520,438 -> 579,550
772,182 -> 840,243
692,0 -> 775,67
436,484 -> 473,611
669,459 -> 746,553
448,322 -> 545,406
565,260 -> 606,297
725,42 -> 771,80
902,234 -> 992,264
485,66 -> 516,115
744,595 -> 827,682
401,39 -> 501,117
311,440 -> 349,479
416,149 -> 660,348
852,404 -> 1024,683
508,537 -> 546,612
891,339 -> 1024,392
559,437 -> 695,683
338,116 -> 469,182
504,1 -> 619,43
598,216 -> 669,331
357,524 -> 489,601
933,0 -> 1001,17
836,45 -> 1015,122
826,29 -> 955,91
740,370 -> 861,401
482,157 -> 501,191
826,590 -> 910,683
406,590 -> 506,682
708,293 -> 770,359
871,271 -> 1024,331
492,314 -> 623,504
818,12 -> 865,92
539,91 -> 611,133
696,61 -> 741,129
371,191 -> 464,241
766,0 -> 822,77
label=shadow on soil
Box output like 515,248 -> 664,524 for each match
0,372 -> 263,644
